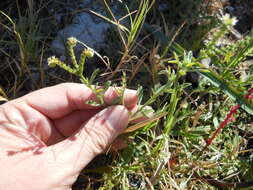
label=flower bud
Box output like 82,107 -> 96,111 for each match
67,37 -> 77,47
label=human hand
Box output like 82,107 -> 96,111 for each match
0,83 -> 138,190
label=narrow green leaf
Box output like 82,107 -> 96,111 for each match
197,65 -> 253,115
89,68 -> 100,84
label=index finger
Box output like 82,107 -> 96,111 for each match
20,83 -> 138,119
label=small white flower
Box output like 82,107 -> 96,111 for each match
47,56 -> 58,67
220,13 -> 238,26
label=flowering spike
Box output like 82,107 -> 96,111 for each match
66,37 -> 78,68
47,56 -> 76,74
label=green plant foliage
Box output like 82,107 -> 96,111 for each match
2,0 -> 253,189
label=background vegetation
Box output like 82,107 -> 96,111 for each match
0,0 -> 253,189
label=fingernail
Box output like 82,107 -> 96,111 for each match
104,87 -> 119,105
124,89 -> 138,109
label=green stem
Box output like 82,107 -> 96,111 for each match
68,45 -> 78,69
78,54 -> 86,75
80,75 -> 104,105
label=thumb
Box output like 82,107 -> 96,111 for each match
47,105 -> 129,172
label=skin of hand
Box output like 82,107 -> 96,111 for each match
0,83 -> 138,190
